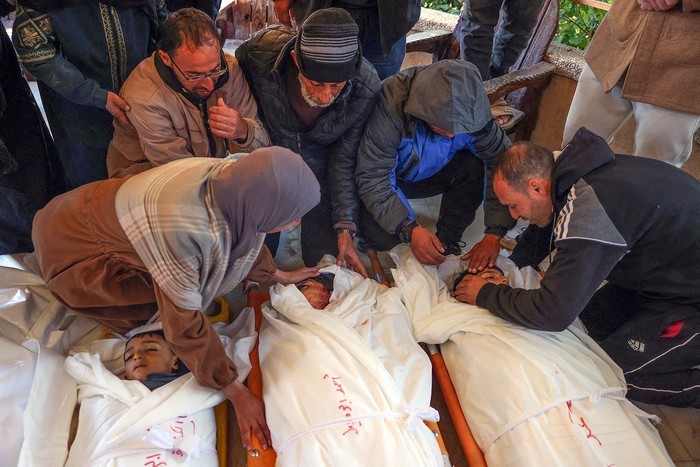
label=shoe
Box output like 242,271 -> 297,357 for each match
491,97 -> 525,132
500,223 -> 528,250
442,241 -> 466,257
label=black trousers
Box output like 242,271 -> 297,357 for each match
581,283 -> 700,408
361,149 -> 486,251
0,29 -> 64,254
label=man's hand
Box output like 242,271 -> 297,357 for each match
272,0 -> 293,26
461,234 -> 501,273
273,267 -> 320,284
410,226 -> 446,265
454,274 -> 488,304
336,231 -> 368,277
106,91 -> 134,129
223,380 -> 271,451
209,98 -> 248,141
638,0 -> 679,10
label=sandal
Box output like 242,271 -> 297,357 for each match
491,97 -> 525,132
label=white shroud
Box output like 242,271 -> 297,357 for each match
391,245 -> 673,467
63,353 -> 223,467
259,264 -> 443,467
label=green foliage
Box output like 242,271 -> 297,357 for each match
420,0 -> 461,15
420,0 -> 613,51
555,0 -> 612,50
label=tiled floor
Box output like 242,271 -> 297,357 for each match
633,402 -> 700,466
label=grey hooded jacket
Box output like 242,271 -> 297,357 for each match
355,60 -> 514,237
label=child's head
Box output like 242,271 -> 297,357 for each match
453,266 -> 509,295
124,331 -> 179,381
296,272 -> 335,309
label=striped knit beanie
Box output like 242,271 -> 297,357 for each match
294,8 -> 362,83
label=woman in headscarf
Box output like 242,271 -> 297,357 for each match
29,146 -> 321,450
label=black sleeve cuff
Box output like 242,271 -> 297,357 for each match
485,226 -> 507,238
475,281 -> 497,309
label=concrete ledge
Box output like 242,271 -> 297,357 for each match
414,7 -> 458,34
547,42 -> 585,81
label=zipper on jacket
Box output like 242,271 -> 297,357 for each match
397,149 -> 420,180
296,133 -> 301,152
198,100 -> 217,156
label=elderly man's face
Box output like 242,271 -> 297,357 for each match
297,73 -> 346,107
159,40 -> 224,99
494,173 -> 553,227
290,49 -> 346,107
124,333 -> 179,381
297,278 -> 331,309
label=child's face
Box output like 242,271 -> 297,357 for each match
478,267 -> 509,285
124,333 -> 179,381
296,278 -> 331,309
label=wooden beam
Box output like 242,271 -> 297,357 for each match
570,0 -> 611,11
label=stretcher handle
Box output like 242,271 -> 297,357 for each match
428,345 -> 487,467
246,290 -> 278,466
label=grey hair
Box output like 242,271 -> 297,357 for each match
495,142 -> 554,192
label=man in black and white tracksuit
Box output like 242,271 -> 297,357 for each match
456,127 -> 700,408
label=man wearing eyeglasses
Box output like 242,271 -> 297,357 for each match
107,8 -> 270,178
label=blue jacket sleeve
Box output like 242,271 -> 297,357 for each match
355,91 -> 411,234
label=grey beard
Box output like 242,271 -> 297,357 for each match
298,73 -> 337,108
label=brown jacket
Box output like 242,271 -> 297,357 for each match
107,53 -> 270,178
30,176 -> 276,390
585,0 -> 700,114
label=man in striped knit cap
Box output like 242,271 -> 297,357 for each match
236,8 -> 381,278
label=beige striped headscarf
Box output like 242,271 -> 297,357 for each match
115,148 -> 320,310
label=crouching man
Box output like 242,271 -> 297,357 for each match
456,128 -> 700,408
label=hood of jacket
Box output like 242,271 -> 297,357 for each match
401,60 -> 491,135
552,127 -> 616,201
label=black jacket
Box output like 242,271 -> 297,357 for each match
478,128 -> 700,331
236,26 -> 380,228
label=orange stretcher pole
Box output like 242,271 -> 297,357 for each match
207,297 -> 231,467
246,289 -> 277,466
427,344 -> 487,467
366,247 -> 390,285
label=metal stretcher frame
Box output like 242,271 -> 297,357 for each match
243,284 -> 452,466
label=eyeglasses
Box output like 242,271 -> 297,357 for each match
167,51 -> 228,82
